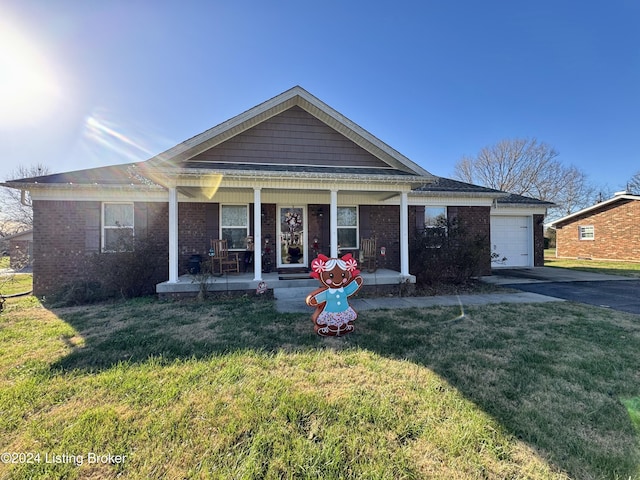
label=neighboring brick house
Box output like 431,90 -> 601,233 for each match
550,192 -> 640,262
4,230 -> 33,269
2,86 -> 551,296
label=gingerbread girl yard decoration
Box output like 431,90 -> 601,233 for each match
305,253 -> 363,336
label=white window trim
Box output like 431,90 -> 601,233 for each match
102,202 -> 134,252
423,206 -> 448,249
337,205 -> 359,250
424,206 -> 448,229
220,204 -> 250,251
579,225 -> 595,241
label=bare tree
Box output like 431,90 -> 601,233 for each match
627,171 -> 640,194
1,163 -> 50,233
454,138 -> 596,216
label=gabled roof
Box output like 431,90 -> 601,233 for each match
2,163 -> 161,189
148,86 -> 434,179
5,163 -> 151,185
4,86 -> 437,189
3,229 -> 33,241
550,192 -> 640,227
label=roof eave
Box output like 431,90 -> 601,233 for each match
1,182 -> 165,191
151,166 -> 433,185
410,190 -> 509,199
550,194 -> 640,226
496,202 -> 555,208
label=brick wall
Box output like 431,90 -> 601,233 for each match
448,206 -> 492,275
178,203 -> 210,274
359,205 -> 401,271
308,204 -> 329,258
261,204 -> 277,270
533,214 -> 545,266
33,200 -> 98,296
556,199 -> 640,261
32,200 -> 170,297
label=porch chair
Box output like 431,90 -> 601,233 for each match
360,237 -> 377,273
209,239 -> 240,275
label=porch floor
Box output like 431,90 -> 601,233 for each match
156,269 -> 415,296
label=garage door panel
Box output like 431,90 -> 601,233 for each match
491,216 -> 531,267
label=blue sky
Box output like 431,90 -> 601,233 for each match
1,0 -> 638,194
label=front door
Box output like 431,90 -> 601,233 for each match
277,206 -> 307,268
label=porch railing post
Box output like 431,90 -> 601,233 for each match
330,189 -> 338,258
168,186 -> 179,283
400,191 -> 410,278
253,187 -> 262,281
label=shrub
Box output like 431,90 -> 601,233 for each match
47,280 -> 109,306
88,235 -> 166,299
410,219 -> 488,285
49,235 -> 167,306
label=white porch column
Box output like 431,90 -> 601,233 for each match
168,186 -> 179,283
330,189 -> 338,258
253,187 -> 262,281
400,191 -> 410,278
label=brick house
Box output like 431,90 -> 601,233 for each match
2,87 -> 550,297
4,230 -> 33,269
550,192 -> 640,262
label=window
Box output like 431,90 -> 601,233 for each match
579,225 -> 594,240
337,206 -> 358,249
102,202 -> 134,252
423,206 -> 447,247
221,205 -> 249,250
425,207 -> 447,229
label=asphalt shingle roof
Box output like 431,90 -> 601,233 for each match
413,177 -> 505,195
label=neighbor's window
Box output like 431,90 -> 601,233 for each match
579,225 -> 594,240
337,206 -> 358,249
102,202 -> 134,252
221,205 -> 249,250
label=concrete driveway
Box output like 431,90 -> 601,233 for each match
484,267 -> 640,314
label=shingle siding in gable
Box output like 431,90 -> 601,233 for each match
190,106 -> 390,169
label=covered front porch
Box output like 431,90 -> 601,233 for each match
152,169 -> 423,295
156,268 -> 414,297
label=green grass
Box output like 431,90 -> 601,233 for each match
0,273 -> 33,296
0,256 -> 33,297
545,248 -> 640,277
1,295 -> 640,479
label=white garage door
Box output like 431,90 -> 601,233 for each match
490,216 -> 531,267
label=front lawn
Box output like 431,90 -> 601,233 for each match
1,296 -> 639,479
545,249 -> 640,278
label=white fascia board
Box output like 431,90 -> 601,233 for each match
163,169 -> 425,191
29,185 -> 168,202
491,206 -> 548,216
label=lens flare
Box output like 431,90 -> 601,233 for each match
200,174 -> 223,199
84,114 -> 156,162
0,15 -> 63,128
